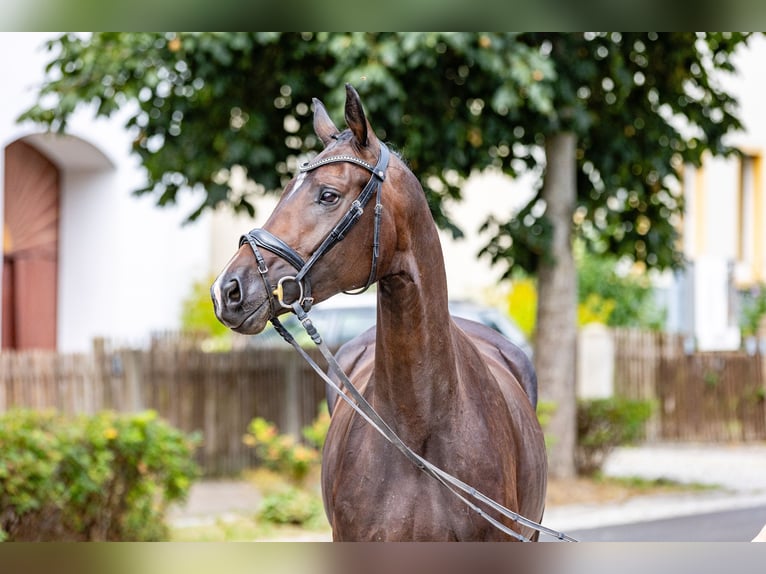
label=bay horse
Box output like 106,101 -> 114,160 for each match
211,84 -> 547,541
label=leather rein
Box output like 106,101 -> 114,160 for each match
238,142 -> 576,543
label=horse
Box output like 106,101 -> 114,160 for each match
211,84 -> 547,541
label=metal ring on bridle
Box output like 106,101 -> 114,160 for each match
274,275 -> 304,309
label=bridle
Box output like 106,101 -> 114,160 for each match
239,141 -> 390,318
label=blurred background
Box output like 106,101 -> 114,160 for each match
3,32 -> 766,543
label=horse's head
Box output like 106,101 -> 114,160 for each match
211,84 -> 398,334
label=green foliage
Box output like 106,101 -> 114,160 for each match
539,397 -> 653,476
0,409 -> 200,541
506,248 -> 665,334
19,32 -> 549,234
244,418 -> 318,483
243,403 -> 329,484
180,274 -> 233,350
258,487 -> 324,527
575,398 -> 653,476
535,400 -> 557,450
479,32 -> 750,275
576,245 -> 665,329
243,404 -> 329,528
20,33 -> 750,273
739,284 -> 766,337
301,401 -> 331,451
578,293 -> 616,326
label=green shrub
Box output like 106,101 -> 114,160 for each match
243,418 -> 320,484
535,400 -> 557,449
575,398 -> 653,476
0,409 -> 200,541
258,487 -> 324,526
243,402 -> 329,484
740,284 -> 766,338
301,401 -> 331,451
243,405 -> 330,528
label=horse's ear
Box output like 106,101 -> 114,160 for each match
344,83 -> 376,148
313,98 -> 340,147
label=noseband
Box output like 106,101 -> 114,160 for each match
239,141 -> 390,317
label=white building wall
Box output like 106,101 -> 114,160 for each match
2,33 -> 214,351
672,34 -> 766,350
727,34 -> 766,153
57,165 -> 212,351
700,158 -> 738,260
438,170 -> 535,302
685,158 -> 741,350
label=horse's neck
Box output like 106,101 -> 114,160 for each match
372,224 -> 459,443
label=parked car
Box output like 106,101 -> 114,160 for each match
254,292 -> 532,357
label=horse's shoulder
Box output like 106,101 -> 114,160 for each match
452,317 -> 538,409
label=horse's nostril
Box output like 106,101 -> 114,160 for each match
223,278 -> 242,305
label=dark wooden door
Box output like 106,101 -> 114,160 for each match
3,140 -> 60,350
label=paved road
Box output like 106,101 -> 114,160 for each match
540,442 -> 766,542
542,504 -> 766,542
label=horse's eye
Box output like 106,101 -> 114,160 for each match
319,189 -> 340,205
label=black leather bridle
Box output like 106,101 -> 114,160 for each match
239,141 -> 390,319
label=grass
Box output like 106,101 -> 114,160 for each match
598,474 -> 720,492
545,472 -> 721,507
171,516 -> 267,542
170,516 -> 331,542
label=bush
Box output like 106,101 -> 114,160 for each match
243,405 -> 330,528
243,418 -> 320,484
243,402 -> 329,484
575,398 -> 653,476
301,403 -> 331,451
0,409 -> 200,541
258,487 -> 324,526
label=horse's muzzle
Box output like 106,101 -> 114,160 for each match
210,267 -> 270,334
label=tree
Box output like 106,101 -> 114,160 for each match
480,32 -> 749,477
20,32 -> 751,477
20,33 -> 551,231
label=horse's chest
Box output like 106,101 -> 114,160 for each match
331,465 -> 474,541
326,428 -> 508,541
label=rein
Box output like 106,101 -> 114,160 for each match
239,143 -> 577,543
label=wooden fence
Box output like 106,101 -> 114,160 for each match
613,328 -> 766,442
5,329 -> 766,475
0,336 -> 328,476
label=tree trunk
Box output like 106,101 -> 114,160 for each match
535,132 -> 578,479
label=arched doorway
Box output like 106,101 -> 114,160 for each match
3,139 -> 60,350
